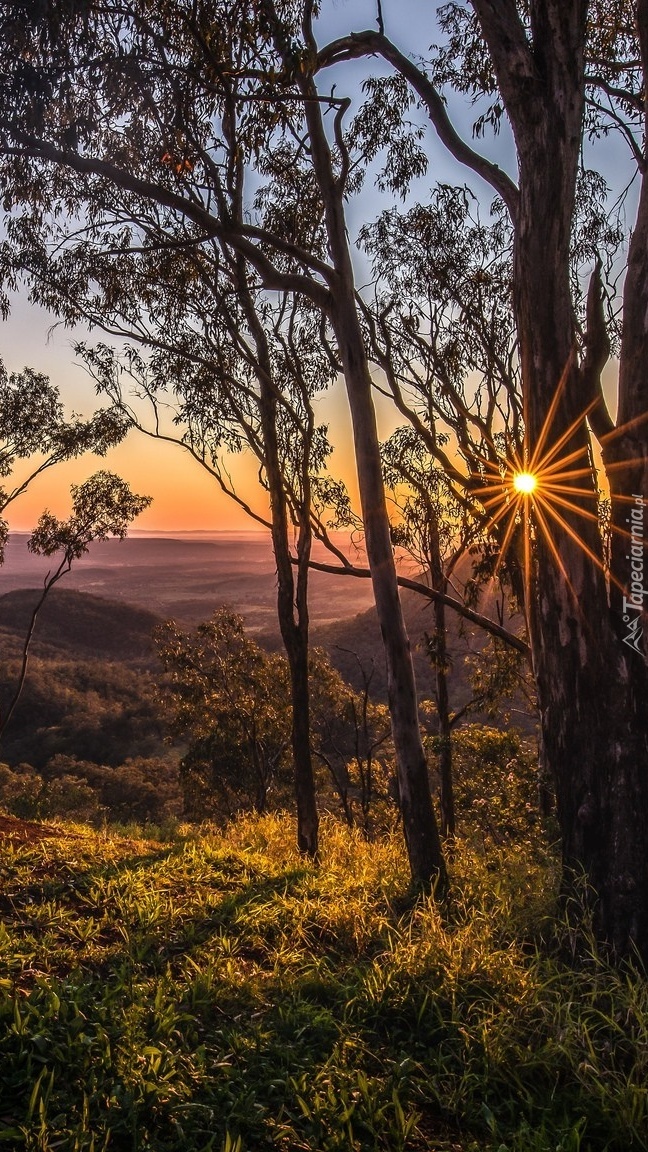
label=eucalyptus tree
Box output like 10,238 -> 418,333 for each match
318,0 -> 648,958
5,0 -> 646,946
383,426 -> 468,839
78,282 -> 334,857
0,0 -> 446,887
156,608 -> 293,819
0,358 -> 136,734
0,359 -> 129,556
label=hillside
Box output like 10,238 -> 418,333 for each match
0,578 -> 534,776
0,533 -> 375,629
0,587 -> 161,665
0,590 -> 166,770
0,813 -> 645,1152
301,587 -> 533,732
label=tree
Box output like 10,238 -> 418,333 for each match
0,356 -> 136,736
156,609 -> 391,828
77,282 -> 332,858
309,648 -> 392,835
156,609 -> 293,819
0,0 -> 445,889
0,470 -> 151,738
0,358 -> 128,556
318,0 -> 648,958
5,2 -> 648,953
383,427 -> 468,839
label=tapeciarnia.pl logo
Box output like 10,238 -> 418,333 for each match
622,494 -> 647,659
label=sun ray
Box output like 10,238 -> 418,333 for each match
541,482 -> 603,501
539,489 -> 603,524
481,495 -> 522,537
540,465 -> 598,483
492,503 -> 522,581
599,408 -> 648,445
528,497 -> 580,603
540,447 -> 592,477
527,352 -> 573,471
530,397 -> 598,475
469,360 -> 646,609
533,492 -> 626,593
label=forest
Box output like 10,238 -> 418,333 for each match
0,0 -> 646,1148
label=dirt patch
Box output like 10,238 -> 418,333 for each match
0,814 -> 70,844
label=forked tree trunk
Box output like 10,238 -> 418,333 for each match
240,274 -> 319,857
475,0 -> 648,959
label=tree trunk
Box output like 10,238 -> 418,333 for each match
494,0 -> 648,959
239,273 -> 319,858
331,295 -> 446,888
261,381 -> 319,858
297,76 -> 446,889
428,518 -> 455,840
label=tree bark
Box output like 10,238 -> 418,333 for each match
239,273 -> 319,858
427,516 -> 455,840
330,294 -> 445,888
473,0 -> 648,959
432,614 -> 454,841
261,376 -> 319,857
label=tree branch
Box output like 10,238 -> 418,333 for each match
317,30 -> 519,219
300,557 -> 530,656
2,136 -> 332,309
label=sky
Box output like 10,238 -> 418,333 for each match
0,0 -> 632,535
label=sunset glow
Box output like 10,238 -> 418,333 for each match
471,358 -> 646,607
512,471 -> 538,495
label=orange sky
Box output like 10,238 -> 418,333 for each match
1,297 -> 620,536
1,297 -> 367,534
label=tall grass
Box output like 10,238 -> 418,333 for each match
0,813 -> 646,1150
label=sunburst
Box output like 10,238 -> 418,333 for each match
472,357 -> 646,612
512,471 -> 538,495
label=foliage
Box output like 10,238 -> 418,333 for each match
308,650 -> 393,835
0,755 -> 182,827
426,725 -> 542,848
156,608 -> 294,819
156,610 -> 396,829
29,471 -> 152,562
0,813 -> 646,1151
0,359 -> 128,555
0,656 -> 164,769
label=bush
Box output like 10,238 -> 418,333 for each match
427,724 -> 542,845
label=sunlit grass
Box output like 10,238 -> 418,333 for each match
0,813 -> 646,1150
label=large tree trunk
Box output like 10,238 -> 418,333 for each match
476,0 -> 648,958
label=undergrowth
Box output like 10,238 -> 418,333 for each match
0,813 -> 646,1151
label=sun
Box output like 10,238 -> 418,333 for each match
513,471 -> 538,495
470,355 -> 646,609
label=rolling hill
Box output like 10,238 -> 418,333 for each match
0,587 -> 161,665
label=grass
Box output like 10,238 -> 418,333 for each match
0,812 -> 646,1151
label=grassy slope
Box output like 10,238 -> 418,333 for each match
0,815 -> 646,1152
